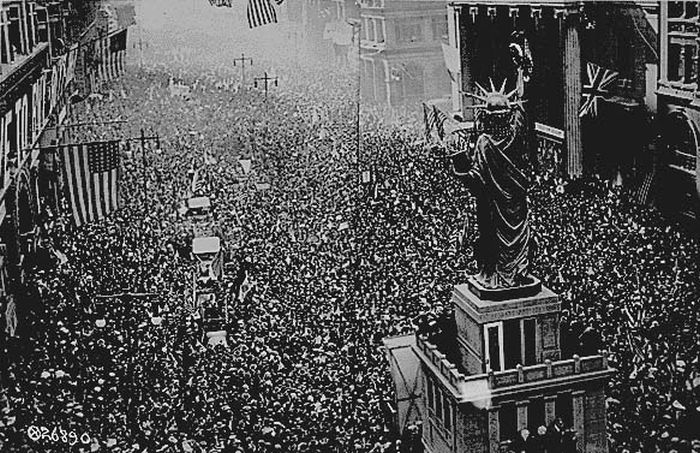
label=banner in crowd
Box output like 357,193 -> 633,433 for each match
169,79 -> 192,99
61,140 -> 121,227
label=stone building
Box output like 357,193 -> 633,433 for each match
386,282 -> 615,453
444,1 -> 658,181
0,0 -> 133,387
359,0 -> 451,106
656,0 -> 700,220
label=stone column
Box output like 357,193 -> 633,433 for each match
488,406 -> 501,453
447,5 -> 463,115
572,390 -> 586,453
544,395 -> 557,426
517,400 -> 529,431
659,1 -> 668,84
560,8 -> 583,178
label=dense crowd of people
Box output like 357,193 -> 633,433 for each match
0,6 -> 698,453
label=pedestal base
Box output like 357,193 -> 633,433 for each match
467,275 -> 542,301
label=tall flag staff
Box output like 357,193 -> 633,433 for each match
233,53 -> 253,88
254,72 -> 278,100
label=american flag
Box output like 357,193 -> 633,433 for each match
191,168 -> 208,195
579,62 -> 618,118
433,106 -> 449,141
62,141 -> 121,227
422,103 -> 436,141
247,0 -> 283,29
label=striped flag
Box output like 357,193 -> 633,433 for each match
191,168 -> 208,195
247,0 -> 282,29
422,103 -> 436,140
62,141 -> 121,227
433,106 -> 449,141
579,62 -> 618,118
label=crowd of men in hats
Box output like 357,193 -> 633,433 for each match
0,21 -> 697,453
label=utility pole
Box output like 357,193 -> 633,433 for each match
254,72 -> 279,100
138,24 -> 144,70
233,53 -> 253,88
141,129 -> 147,210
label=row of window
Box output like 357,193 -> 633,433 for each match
361,16 -> 447,44
485,318 -> 539,372
426,376 -> 453,433
427,378 -> 576,442
499,393 -> 574,441
669,1 -> 699,19
665,2 -> 700,87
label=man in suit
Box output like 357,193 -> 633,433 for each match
512,428 -> 532,453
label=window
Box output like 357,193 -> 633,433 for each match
396,20 -> 423,44
523,319 -> 537,366
556,393 -> 573,428
431,16 -> 447,41
434,386 -> 443,417
427,378 -> 434,412
504,319 -> 522,370
375,19 -> 384,43
499,403 -> 517,441
443,394 -> 452,429
528,397 -> 546,432
485,322 -> 504,372
367,19 -> 375,42
684,45 -> 697,83
665,1 -> 699,86
486,319 -> 537,371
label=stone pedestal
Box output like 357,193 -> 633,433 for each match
452,283 -> 561,375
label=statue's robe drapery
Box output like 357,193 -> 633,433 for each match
452,109 -> 532,288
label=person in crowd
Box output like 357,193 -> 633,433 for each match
0,19 -> 697,453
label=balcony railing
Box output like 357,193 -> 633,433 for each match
415,333 -> 610,396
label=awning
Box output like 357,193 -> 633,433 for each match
382,334 -> 424,435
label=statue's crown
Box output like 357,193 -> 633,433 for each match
463,78 -> 523,113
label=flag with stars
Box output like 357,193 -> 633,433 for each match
579,62 -> 618,118
62,140 -> 121,227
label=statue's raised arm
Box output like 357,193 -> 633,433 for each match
449,80 -> 534,290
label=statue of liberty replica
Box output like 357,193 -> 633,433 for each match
449,80 -> 536,291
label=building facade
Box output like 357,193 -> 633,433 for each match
0,0 -> 133,387
445,1 -> 658,181
657,0 -> 700,220
360,0 -> 451,106
386,283 -> 614,453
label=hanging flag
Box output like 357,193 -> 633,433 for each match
66,44 -> 79,85
579,62 -> 618,118
62,141 -> 121,227
247,0 -> 282,29
433,106 -> 449,141
191,168 -> 207,195
108,29 -> 128,79
422,103 -> 436,141
5,297 -> 17,337
441,43 -> 460,83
